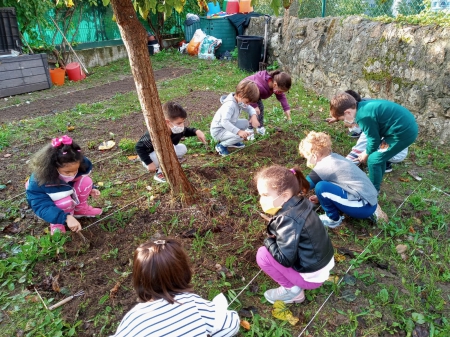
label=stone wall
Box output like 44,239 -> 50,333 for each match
246,16 -> 450,142
66,44 -> 129,68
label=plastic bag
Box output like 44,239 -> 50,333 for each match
198,35 -> 222,60
187,29 -> 206,56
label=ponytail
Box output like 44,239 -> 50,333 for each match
255,165 -> 309,197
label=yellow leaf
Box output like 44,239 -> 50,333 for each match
127,155 -> 138,160
67,125 -> 75,132
272,300 -> 299,326
327,275 -> 340,283
334,252 -> 346,263
98,140 -> 116,150
240,320 -> 251,330
65,0 -> 74,7
97,182 -> 104,187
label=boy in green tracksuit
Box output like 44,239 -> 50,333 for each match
327,94 -> 418,191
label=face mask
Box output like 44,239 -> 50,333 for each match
238,101 -> 248,109
260,194 -> 283,215
170,123 -> 184,134
306,154 -> 317,169
344,118 -> 355,125
58,171 -> 77,183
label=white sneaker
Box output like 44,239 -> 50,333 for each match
264,286 -> 305,304
319,214 -> 344,228
245,128 -> 254,133
257,126 -> 266,135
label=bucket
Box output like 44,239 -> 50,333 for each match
226,0 -> 239,14
222,0 -> 228,12
49,68 -> 65,86
236,35 -> 263,72
207,2 -> 221,16
66,62 -> 86,81
239,0 -> 253,13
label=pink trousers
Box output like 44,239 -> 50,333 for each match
256,246 -> 323,289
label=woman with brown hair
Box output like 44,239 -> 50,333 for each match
255,165 -> 335,304
112,239 -> 239,337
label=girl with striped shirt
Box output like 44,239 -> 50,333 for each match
112,239 -> 239,337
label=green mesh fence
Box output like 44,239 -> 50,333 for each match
253,0 -> 450,19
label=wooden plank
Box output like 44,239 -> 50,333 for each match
0,74 -> 50,89
1,66 -> 47,80
0,82 -> 51,98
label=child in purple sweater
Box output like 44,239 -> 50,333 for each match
244,70 -> 292,138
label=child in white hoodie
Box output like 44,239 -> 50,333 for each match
210,80 -> 260,156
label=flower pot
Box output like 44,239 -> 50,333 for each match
49,68 -> 65,86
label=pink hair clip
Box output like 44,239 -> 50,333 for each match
289,168 -> 296,175
51,135 -> 73,147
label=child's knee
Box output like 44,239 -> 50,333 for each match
256,246 -> 270,267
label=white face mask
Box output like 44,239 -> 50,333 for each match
170,123 -> 184,134
58,171 -> 77,182
238,102 -> 248,109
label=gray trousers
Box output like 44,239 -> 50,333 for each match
141,144 -> 187,172
213,119 -> 249,147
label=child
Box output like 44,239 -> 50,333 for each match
343,90 -> 408,173
26,135 -> 102,235
112,239 -> 240,337
255,165 -> 335,304
328,93 -> 418,191
244,70 -> 292,139
211,80 -> 260,156
299,131 -> 386,228
136,101 -> 206,183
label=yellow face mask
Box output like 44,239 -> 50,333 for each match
260,194 -> 283,215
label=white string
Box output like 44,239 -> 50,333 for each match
297,181 -> 424,337
228,270 -> 262,307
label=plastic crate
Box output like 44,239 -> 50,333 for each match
200,16 -> 237,57
0,7 -> 21,55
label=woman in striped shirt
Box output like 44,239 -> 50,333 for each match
112,239 -> 240,337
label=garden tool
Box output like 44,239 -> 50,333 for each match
259,15 -> 271,71
48,290 -> 85,310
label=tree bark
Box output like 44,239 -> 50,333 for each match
110,0 -> 197,204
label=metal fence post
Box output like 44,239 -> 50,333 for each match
321,0 -> 327,17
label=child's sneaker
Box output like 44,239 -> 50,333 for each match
228,142 -> 245,149
256,126 -> 266,135
215,143 -> 230,156
74,205 -> 103,218
348,131 -> 362,138
50,224 -> 66,235
154,171 -> 166,183
264,286 -> 305,304
385,161 -> 393,173
319,214 -> 344,228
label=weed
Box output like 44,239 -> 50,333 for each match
118,138 -> 136,153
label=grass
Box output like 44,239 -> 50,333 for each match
0,49 -> 449,336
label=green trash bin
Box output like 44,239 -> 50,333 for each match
236,36 -> 263,72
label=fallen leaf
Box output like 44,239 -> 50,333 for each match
146,186 -> 152,191
4,154 -> 12,158
327,275 -> 340,283
272,301 -> 299,325
334,253 -> 346,263
114,180 -> 123,185
409,226 -> 416,233
52,274 -> 60,293
341,289 -> 357,302
399,177 -> 410,182
343,274 -> 356,286
25,295 -> 39,303
2,223 -> 20,234
110,281 -> 121,298
240,320 -> 251,330
193,154 -> 199,157
396,244 -> 408,254
239,306 -> 258,318
98,140 -> 116,150
401,253 -> 408,261
97,182 -> 104,187
66,126 -> 75,132
127,155 -> 138,160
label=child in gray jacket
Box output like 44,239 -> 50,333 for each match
211,80 -> 260,156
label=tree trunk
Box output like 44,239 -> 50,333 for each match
110,0 -> 197,204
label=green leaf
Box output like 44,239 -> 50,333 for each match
412,312 -> 425,324
99,293 -> 109,305
343,274 -> 356,286
102,0 -> 110,5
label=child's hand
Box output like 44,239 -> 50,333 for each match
309,195 -> 319,204
90,189 -> 101,198
284,110 -> 291,121
147,162 -> 157,172
195,130 -> 207,144
250,115 -> 260,128
66,215 -> 82,232
237,130 -> 250,139
358,153 -> 369,164
325,117 -> 338,124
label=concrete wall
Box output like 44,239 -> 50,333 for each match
65,44 -> 129,68
246,16 -> 450,143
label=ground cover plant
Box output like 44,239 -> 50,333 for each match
0,50 -> 449,336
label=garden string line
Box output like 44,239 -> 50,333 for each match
297,181 -> 427,337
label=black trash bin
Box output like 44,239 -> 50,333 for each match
236,36 -> 263,72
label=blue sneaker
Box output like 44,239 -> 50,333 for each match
215,143 -> 230,156
228,142 -> 245,149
